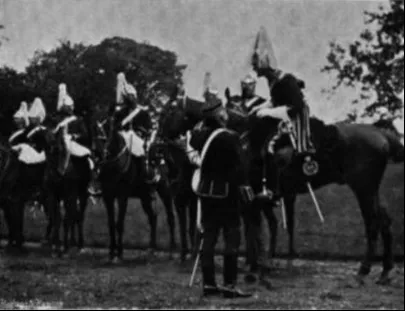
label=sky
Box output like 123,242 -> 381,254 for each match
0,0 -> 389,122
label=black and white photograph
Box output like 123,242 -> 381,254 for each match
0,0 -> 403,309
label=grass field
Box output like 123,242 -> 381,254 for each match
1,164 -> 404,260
0,245 -> 404,309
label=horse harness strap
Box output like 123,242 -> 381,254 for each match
9,129 -> 25,144
53,116 -> 78,134
191,128 -> 231,197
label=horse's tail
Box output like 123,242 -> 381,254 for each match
382,130 -> 404,163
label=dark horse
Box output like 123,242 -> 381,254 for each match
0,135 -> 46,250
225,90 -> 404,285
93,117 -> 176,262
148,117 -> 198,262
41,125 -> 91,256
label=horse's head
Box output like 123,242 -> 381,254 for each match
158,86 -> 204,140
224,87 -> 243,109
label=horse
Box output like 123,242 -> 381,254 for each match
0,135 -> 46,251
92,116 -> 176,262
41,123 -> 91,257
147,127 -> 198,262
225,89 -> 404,285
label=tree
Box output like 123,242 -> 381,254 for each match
0,67 -> 27,136
25,37 -> 186,120
322,0 -> 404,120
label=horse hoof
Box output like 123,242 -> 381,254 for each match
376,274 -> 392,286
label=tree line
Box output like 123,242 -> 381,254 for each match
0,35 -> 186,136
1,0 -> 403,136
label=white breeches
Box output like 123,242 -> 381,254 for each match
64,135 -> 92,157
12,143 -> 46,164
119,130 -> 145,157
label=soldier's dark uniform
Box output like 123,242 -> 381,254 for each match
188,95 -> 252,299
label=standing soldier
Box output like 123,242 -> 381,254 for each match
186,92 -> 253,299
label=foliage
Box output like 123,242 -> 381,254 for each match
0,36 -> 186,135
322,0 -> 404,120
0,67 -> 28,136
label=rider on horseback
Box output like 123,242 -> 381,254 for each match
113,72 -> 156,185
54,83 -> 99,194
10,98 -> 47,165
240,73 -> 271,115
251,27 -> 315,156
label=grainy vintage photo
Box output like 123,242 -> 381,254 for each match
0,0 -> 404,309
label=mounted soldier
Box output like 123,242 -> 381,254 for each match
240,73 -> 272,116
10,98 -> 47,165
186,90 -> 253,299
112,72 -> 154,184
251,27 -> 314,156
54,83 -> 98,193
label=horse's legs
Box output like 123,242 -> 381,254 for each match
157,182 -> 176,251
103,195 -> 116,261
116,195 -> 128,260
16,202 -> 25,248
63,197 -> 77,254
263,201 -> 278,259
354,191 -> 380,280
377,200 -> 394,284
284,194 -> 297,258
140,194 -> 157,249
174,195 -> 189,262
49,197 -> 62,256
77,193 -> 89,251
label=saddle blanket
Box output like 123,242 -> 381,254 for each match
119,130 -> 145,157
12,143 -> 46,164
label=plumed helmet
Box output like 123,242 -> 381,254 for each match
57,83 -> 74,111
252,26 -> 278,71
116,72 -> 137,104
28,97 -> 47,123
14,101 -> 29,127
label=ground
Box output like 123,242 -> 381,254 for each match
0,243 -> 403,310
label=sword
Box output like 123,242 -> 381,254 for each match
307,182 -> 325,223
189,198 -> 204,287
280,198 -> 287,230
